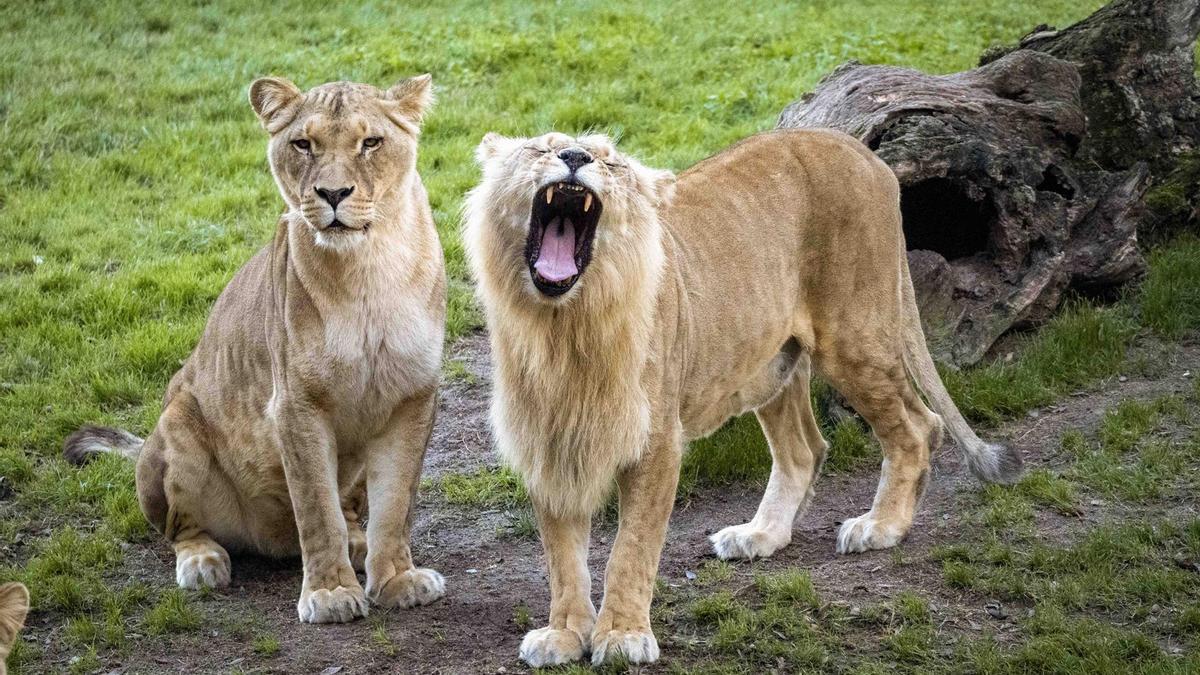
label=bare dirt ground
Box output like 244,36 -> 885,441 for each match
25,335 -> 1200,674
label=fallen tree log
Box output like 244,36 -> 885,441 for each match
778,0 -> 1200,366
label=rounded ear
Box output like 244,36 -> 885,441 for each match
249,77 -> 302,133
386,73 -> 434,131
651,169 -> 677,207
475,132 -> 520,166
0,582 -> 30,636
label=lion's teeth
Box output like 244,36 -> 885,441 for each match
546,190 -> 553,204
583,193 -> 593,212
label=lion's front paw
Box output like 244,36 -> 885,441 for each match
297,584 -> 368,623
836,513 -> 906,554
590,628 -> 659,666
366,567 -> 445,609
175,546 -> 231,590
710,522 -> 790,560
519,627 -> 587,667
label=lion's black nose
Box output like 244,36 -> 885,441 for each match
315,185 -> 354,207
557,148 -> 593,172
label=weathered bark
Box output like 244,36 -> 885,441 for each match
778,0 -> 1200,366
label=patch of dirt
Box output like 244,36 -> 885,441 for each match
423,332 -> 495,478
24,339 -> 1200,674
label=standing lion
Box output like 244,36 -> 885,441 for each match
64,75 -> 447,623
464,129 -> 1021,666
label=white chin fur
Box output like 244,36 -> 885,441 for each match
313,226 -> 368,251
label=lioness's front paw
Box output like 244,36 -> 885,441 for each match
297,585 -> 368,623
175,547 -> 231,590
519,627 -> 587,667
710,523 -> 790,560
836,513 -> 906,554
366,567 -> 445,609
590,628 -> 659,666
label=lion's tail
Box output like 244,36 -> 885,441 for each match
898,259 -> 1024,484
63,425 -> 144,465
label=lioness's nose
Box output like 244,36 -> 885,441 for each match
315,185 -> 355,207
557,148 -> 593,172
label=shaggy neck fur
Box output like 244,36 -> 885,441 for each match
469,195 -> 667,518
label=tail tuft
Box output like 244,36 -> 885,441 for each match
63,425 -> 144,465
964,442 -> 1024,485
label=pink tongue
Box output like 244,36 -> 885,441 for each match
533,217 -> 578,282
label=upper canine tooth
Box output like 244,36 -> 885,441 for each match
546,190 -> 553,204
583,193 -> 593,212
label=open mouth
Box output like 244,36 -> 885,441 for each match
525,181 -> 602,296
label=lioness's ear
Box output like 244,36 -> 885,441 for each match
249,77 -> 302,134
475,132 -> 520,165
386,73 -> 434,130
0,582 -> 30,644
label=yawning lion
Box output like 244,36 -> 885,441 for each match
464,129 -> 1021,666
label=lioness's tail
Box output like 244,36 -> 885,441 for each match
63,425 -> 144,465
898,261 -> 1023,484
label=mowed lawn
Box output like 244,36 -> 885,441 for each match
4,0 -> 1200,673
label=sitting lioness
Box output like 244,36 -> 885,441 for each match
464,129 -> 1022,665
64,75 -> 447,623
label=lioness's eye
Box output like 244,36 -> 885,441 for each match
362,137 -> 383,150
291,139 -> 311,152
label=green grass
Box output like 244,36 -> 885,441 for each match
434,466 -> 528,508
1059,393 -> 1200,502
441,356 -> 478,385
1140,236 -> 1200,337
252,633 -> 281,657
143,589 -> 202,635
370,622 -> 399,657
513,603 -> 533,631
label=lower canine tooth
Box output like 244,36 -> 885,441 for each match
583,193 -> 593,212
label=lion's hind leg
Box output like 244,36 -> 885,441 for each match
815,342 -> 940,554
711,354 -> 828,560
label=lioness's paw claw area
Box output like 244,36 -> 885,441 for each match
297,585 -> 368,623
836,514 -> 905,554
519,627 -> 586,667
367,568 -> 445,609
590,629 -> 659,666
710,523 -> 789,560
175,549 -> 231,589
